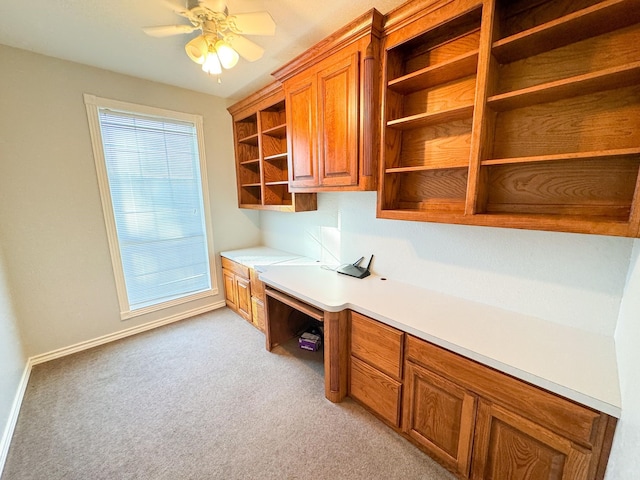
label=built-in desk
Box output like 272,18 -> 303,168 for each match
259,264 -> 621,418
258,264 -> 620,480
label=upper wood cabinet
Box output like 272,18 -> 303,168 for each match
378,0 -> 640,237
228,82 -> 317,212
273,10 -> 384,192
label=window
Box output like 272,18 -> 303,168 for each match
84,95 -> 217,319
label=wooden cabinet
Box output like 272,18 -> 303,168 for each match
228,82 -> 317,212
273,9 -> 383,192
378,0 -> 640,237
221,256 -> 270,332
403,360 -> 477,476
221,257 -> 252,323
404,334 -> 617,480
348,311 -> 404,427
471,400 -> 593,480
347,312 -> 617,479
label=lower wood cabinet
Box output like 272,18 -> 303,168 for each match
348,311 -> 403,427
222,256 -> 269,332
347,312 -> 617,480
221,257 -> 252,323
471,400 -> 592,480
403,360 -> 476,476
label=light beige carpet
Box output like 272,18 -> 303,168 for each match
2,308 -> 455,480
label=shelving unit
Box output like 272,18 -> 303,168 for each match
472,0 -> 640,233
228,82 -> 317,212
379,2 -> 483,217
378,0 -> 640,237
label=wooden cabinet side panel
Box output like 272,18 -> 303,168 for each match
324,310 -> 349,403
251,297 -> 265,332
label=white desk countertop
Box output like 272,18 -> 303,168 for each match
258,264 -> 622,418
220,247 -> 320,269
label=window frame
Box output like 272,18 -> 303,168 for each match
84,94 -> 218,320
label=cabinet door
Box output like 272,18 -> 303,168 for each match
235,275 -> 252,322
285,73 -> 318,188
316,51 -> 360,187
471,400 -> 591,480
222,269 -> 237,310
403,361 -> 477,477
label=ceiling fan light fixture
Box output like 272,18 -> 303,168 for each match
201,47 -> 222,75
185,35 -> 208,64
214,40 -> 239,69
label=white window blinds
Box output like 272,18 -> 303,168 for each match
96,107 -> 212,311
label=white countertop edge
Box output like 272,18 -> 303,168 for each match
220,247 -> 320,269
393,322 -> 621,418
345,305 -> 621,418
259,265 -> 622,418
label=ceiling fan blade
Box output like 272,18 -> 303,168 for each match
161,0 -> 191,18
143,24 -> 198,37
228,12 -> 276,36
227,35 -> 265,62
198,0 -> 227,12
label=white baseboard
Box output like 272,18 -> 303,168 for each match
0,301 -> 225,475
0,360 -> 32,477
31,301 -> 225,365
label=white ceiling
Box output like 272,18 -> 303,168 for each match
0,0 -> 408,101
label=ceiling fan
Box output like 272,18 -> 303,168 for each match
143,0 -> 276,80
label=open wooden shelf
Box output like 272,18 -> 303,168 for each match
387,50 -> 479,95
238,132 -> 259,146
240,158 -> 260,165
492,0 -> 640,63
482,147 -> 640,167
387,104 -> 474,130
377,0 -> 640,237
228,82 -> 317,213
264,153 -> 288,162
487,61 -> 640,111
262,124 -> 287,138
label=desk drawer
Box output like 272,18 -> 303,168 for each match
221,257 -> 249,278
350,356 -> 402,427
350,312 -> 403,380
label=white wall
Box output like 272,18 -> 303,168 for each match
0,45 -> 260,357
605,239 -> 640,478
0,243 -> 26,461
261,191 -> 632,336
